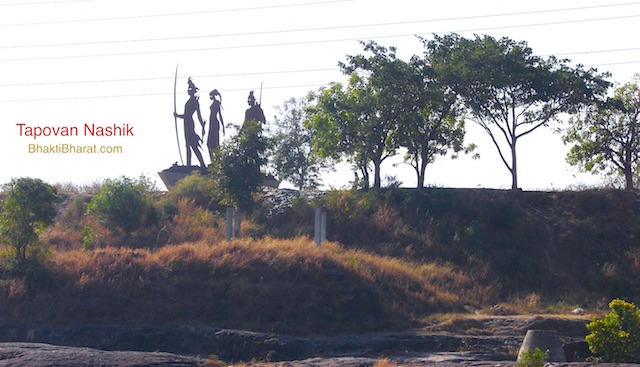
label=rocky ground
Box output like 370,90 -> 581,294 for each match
0,315 -> 600,367
0,343 -> 202,367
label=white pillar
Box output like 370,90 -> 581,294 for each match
314,206 -> 322,247
321,211 -> 327,243
234,209 -> 241,239
225,207 -> 233,242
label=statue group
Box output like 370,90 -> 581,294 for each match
173,77 -> 264,168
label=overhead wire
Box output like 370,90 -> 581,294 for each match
1,1 -> 638,49
0,68 -> 338,87
2,13 -> 640,62
0,0 -> 91,6
0,0 -> 353,27
0,84 -> 325,103
1,1 -> 638,102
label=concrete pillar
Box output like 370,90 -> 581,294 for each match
234,209 -> 241,239
517,329 -> 566,362
225,207 -> 233,242
321,211 -> 327,243
314,206 -> 322,247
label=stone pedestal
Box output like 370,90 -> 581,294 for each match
158,164 -> 280,190
158,164 -> 205,189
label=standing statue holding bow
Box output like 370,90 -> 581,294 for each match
174,77 -> 206,168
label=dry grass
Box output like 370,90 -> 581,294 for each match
373,358 -> 398,367
5,186 -> 640,336
160,198 -> 225,245
0,237 -> 490,334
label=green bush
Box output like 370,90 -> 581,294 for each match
87,176 -> 153,236
586,299 -> 640,362
517,347 -> 548,367
165,172 -> 220,212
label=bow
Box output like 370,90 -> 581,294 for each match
174,64 -> 184,165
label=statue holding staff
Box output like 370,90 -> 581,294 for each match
174,77 -> 206,168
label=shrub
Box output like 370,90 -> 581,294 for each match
165,172 -> 220,212
586,299 -> 640,362
517,347 -> 548,367
87,176 -> 153,236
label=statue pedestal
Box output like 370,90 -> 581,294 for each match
158,164 -> 280,190
158,164 -> 206,189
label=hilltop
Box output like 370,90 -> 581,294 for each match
1,183 -> 640,360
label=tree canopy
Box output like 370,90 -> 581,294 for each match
564,75 -> 640,190
398,49 -> 474,188
212,119 -> 268,212
426,34 -> 610,189
307,42 -> 403,189
308,40 -> 476,189
0,177 -> 59,262
271,96 -> 329,190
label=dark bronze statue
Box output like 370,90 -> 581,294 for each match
174,78 -> 206,168
244,90 -> 266,125
207,89 -> 225,157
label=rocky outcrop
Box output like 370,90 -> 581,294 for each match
0,316 -> 595,365
0,321 -> 535,362
0,342 -> 201,367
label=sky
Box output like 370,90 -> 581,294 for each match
0,0 -> 638,191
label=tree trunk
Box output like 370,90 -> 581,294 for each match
417,154 -> 429,189
624,164 -> 634,190
373,159 -> 382,188
298,165 -> 306,191
624,136 -> 635,190
511,137 -> 518,190
360,165 -> 370,189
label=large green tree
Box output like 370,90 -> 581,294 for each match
427,34 -> 610,189
308,41 -> 403,189
563,76 -> 640,190
398,51 -> 474,188
271,96 -> 329,190
0,177 -> 59,262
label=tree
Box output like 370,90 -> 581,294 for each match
398,52 -> 474,188
308,41 -> 403,189
271,96 -> 329,190
427,34 -> 610,189
0,177 -> 59,262
87,176 -> 153,236
212,119 -> 267,212
563,75 -> 640,190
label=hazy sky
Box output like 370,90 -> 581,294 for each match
1,0 -> 638,190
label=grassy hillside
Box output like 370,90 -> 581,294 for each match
1,182 -> 640,334
1,238 -> 488,334
264,188 -> 640,302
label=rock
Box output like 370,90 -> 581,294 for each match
0,342 -> 202,367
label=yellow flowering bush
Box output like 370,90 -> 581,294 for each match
586,299 -> 640,362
